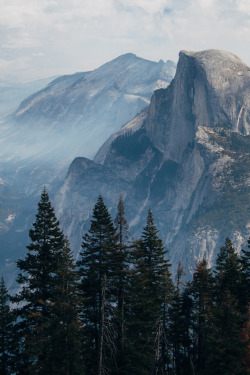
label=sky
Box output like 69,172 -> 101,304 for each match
1,0 -> 250,82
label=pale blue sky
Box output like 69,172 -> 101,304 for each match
1,0 -> 250,82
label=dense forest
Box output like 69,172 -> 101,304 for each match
0,188 -> 249,375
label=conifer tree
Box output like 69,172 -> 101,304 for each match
179,286 -> 195,375
78,195 -> 117,375
190,259 -> 214,374
0,277 -> 15,375
205,238 -> 246,375
48,239 -> 83,375
14,187 -> 65,374
128,209 -> 173,375
114,194 -> 130,374
169,262 -> 185,375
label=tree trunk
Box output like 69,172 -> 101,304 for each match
98,274 -> 106,375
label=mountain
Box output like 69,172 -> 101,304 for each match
0,77 -> 58,119
56,49 -> 250,277
3,54 -> 175,162
0,54 -> 176,288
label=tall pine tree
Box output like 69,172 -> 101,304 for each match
169,261 -> 185,375
128,209 -> 173,375
205,238 -> 246,375
189,259 -> 214,374
114,194 -> 130,375
48,239 -> 83,375
14,187 -> 65,375
78,195 -> 117,375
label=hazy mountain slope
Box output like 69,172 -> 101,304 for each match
0,54 -> 176,287
4,54 -> 175,161
56,49 -> 250,277
0,77 -> 57,119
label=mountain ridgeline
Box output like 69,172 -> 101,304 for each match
56,49 -> 250,276
0,54 -> 176,285
6,53 -> 175,162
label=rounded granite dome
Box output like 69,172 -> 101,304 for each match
179,49 -> 250,90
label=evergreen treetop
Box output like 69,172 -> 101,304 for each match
14,187 -> 65,375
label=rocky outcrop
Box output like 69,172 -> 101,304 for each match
56,50 -> 250,277
144,50 -> 250,162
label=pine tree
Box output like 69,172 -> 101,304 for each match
190,259 -> 214,374
0,277 -> 15,375
78,195 -> 117,375
114,194 -> 130,374
205,238 -> 246,375
169,262 -> 185,375
215,237 -> 243,300
128,209 -> 173,375
14,187 -> 65,375
179,286 -> 195,375
48,239 -> 83,375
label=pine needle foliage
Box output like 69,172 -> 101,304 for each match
78,195 -> 117,375
14,187 -> 65,374
128,209 -> 173,375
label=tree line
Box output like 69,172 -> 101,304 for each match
0,187 -> 249,375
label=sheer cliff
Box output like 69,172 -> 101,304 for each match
56,50 -> 250,276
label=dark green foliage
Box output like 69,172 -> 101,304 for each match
204,238 -> 247,375
111,129 -> 152,161
78,195 -> 117,375
0,277 -> 15,375
205,291 -> 246,375
4,188 -> 249,375
189,259 -> 214,375
14,187 -> 65,374
179,287 -> 195,375
48,239 -> 83,375
127,209 -> 174,375
215,238 -> 243,298
114,194 -> 130,375
169,262 -> 186,375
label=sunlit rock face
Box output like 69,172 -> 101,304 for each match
56,50 -> 250,278
145,49 -> 250,162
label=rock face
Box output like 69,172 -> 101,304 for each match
56,50 -> 250,277
145,50 -> 250,162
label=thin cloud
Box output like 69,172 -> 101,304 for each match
0,0 -> 249,81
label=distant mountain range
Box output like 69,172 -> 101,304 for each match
0,54 -> 176,288
6,53 -> 175,163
